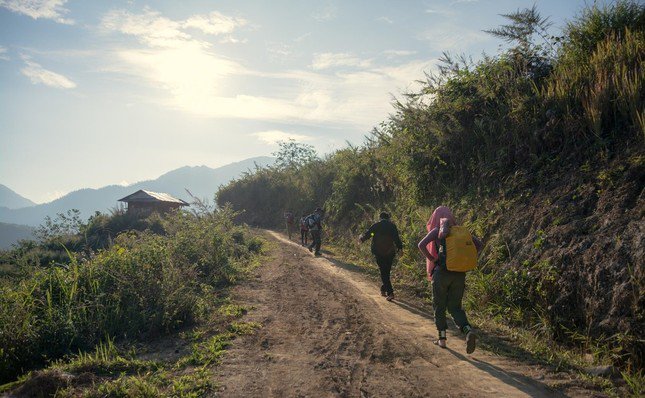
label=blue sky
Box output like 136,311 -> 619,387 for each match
1,0 -> 593,203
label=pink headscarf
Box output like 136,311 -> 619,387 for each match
426,206 -> 457,281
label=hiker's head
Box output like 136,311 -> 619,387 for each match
315,207 -> 323,214
428,206 -> 457,229
379,211 -> 390,220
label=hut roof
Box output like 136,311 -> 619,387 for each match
118,190 -> 189,206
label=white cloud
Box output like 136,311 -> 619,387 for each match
294,32 -> 311,43
376,16 -> 394,24
311,52 -> 371,70
0,0 -> 73,24
0,46 -> 8,60
101,8 -> 191,48
419,24 -> 488,50
219,35 -> 247,44
267,59 -> 435,127
251,130 -> 313,144
101,8 -> 436,129
424,7 -> 454,16
312,3 -> 338,22
183,11 -> 246,35
20,57 -> 76,89
267,42 -> 292,58
383,50 -> 417,58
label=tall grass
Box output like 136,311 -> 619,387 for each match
0,207 -> 262,383
545,28 -> 644,142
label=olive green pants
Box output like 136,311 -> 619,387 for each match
432,269 -> 470,333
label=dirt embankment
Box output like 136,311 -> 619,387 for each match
212,231 -> 605,397
488,159 -> 644,364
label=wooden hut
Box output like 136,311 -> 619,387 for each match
118,190 -> 189,215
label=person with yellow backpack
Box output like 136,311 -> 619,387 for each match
417,206 -> 483,353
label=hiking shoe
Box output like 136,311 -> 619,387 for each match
308,246 -> 313,252
314,252 -> 321,256
466,331 -> 477,354
386,293 -> 394,301
433,339 -> 447,349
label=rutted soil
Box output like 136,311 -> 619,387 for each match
212,231 -> 605,397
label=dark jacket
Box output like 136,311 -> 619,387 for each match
360,219 -> 403,256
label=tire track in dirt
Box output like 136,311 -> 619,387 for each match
212,231 -> 565,397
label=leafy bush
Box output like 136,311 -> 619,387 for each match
0,208 -> 262,383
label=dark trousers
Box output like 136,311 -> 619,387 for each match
309,230 -> 321,254
432,269 -> 469,333
301,229 -> 308,245
375,253 -> 395,295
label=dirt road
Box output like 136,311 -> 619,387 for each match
213,231 -> 569,397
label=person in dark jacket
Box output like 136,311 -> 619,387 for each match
307,208 -> 324,256
359,212 -> 403,301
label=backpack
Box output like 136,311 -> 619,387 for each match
438,226 -> 477,272
305,214 -> 317,229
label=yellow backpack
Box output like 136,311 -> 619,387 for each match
439,226 -> 478,272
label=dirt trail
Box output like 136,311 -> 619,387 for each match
213,231 -> 570,397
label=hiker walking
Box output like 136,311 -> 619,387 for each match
417,206 -> 483,353
359,212 -> 403,301
284,210 -> 295,240
306,207 -> 324,256
299,213 -> 309,246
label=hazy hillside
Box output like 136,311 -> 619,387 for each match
0,157 -> 274,228
0,185 -> 35,209
0,222 -> 35,249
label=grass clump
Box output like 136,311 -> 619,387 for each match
0,206 -> 263,384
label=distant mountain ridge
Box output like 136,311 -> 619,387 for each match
0,184 -> 36,209
0,156 -> 274,227
0,222 -> 35,250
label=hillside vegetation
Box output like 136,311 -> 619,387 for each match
217,1 -> 644,389
0,204 -> 263,388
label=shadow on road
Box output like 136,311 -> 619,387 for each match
445,348 -> 564,398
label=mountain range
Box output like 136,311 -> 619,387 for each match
0,184 -> 36,209
0,156 -> 274,230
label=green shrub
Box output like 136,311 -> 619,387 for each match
0,209 -> 262,383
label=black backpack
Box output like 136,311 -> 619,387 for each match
305,214 -> 317,228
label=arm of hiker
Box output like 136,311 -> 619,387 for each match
472,236 -> 484,253
417,228 -> 439,262
393,224 -> 403,252
359,223 -> 375,243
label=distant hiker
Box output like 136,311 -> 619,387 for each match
306,207 -> 324,256
417,206 -> 483,353
359,212 -> 403,301
299,213 -> 309,246
284,210 -> 296,240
